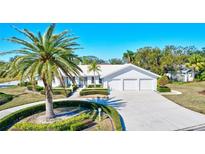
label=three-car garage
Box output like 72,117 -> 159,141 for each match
108,78 -> 154,91
103,64 -> 159,91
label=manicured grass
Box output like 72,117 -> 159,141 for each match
164,81 -> 205,114
0,86 -> 65,111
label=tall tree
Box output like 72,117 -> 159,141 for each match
108,58 -> 124,64
186,54 -> 205,78
123,50 -> 135,63
0,24 -> 82,119
88,61 -> 101,87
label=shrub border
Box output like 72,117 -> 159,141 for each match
0,100 -> 123,131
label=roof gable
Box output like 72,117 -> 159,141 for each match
101,64 -> 160,78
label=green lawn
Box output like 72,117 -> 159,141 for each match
0,86 -> 65,111
164,81 -> 205,114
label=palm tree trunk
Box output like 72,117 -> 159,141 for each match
43,79 -> 55,119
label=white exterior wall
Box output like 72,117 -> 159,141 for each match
37,77 -> 61,88
103,66 -> 158,91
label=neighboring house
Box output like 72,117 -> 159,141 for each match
166,67 -> 194,82
38,64 -> 160,91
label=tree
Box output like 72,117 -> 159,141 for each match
81,56 -> 107,64
186,54 -> 205,78
123,50 -> 135,63
157,75 -> 169,87
88,61 -> 101,87
108,58 -> 124,64
0,24 -> 82,119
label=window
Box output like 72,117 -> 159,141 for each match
99,78 -> 102,84
91,76 -> 94,83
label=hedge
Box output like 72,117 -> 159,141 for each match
27,85 -> 44,92
0,100 -> 122,131
80,88 -> 109,96
87,84 -> 102,88
157,86 -> 171,92
0,92 -> 13,105
81,88 -> 108,91
80,90 -> 109,96
13,112 -> 91,131
70,119 -> 93,131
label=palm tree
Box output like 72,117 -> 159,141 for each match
123,50 -> 135,63
88,61 -> 101,87
0,24 -> 82,119
186,54 -> 205,78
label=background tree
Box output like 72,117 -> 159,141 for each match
88,61 -> 101,87
0,24 -> 82,119
108,58 -> 124,64
186,54 -> 205,77
123,50 -> 135,63
81,56 -> 107,64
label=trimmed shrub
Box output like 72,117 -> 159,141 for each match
18,81 -> 32,87
27,85 -> 34,90
72,85 -> 78,91
80,89 -> 109,96
0,92 -> 13,105
81,88 -> 108,91
13,112 -> 91,131
35,86 -> 44,92
0,100 -> 123,131
157,86 -> 171,92
87,84 -> 102,88
70,119 -> 93,131
158,75 -> 169,87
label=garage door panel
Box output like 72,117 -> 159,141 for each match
123,79 -> 138,91
140,79 -> 153,90
109,79 -> 121,90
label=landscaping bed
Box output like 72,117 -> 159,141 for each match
80,88 -> 109,96
0,100 -> 123,131
157,86 -> 171,92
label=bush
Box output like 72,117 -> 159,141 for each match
35,85 -> 44,92
27,85 -> 34,90
158,75 -> 169,87
72,85 -> 78,91
157,86 -> 171,92
13,112 -> 91,131
80,89 -> 109,96
87,84 -> 102,88
70,119 -> 93,131
81,88 -> 108,91
0,92 -> 13,105
18,81 -> 32,87
0,100 -> 123,131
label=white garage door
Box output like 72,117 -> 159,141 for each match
123,79 -> 138,91
140,79 -> 153,90
109,79 -> 122,90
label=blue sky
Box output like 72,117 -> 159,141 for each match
1,23 -> 205,62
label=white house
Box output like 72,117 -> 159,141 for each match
38,64 -> 160,91
166,67 -> 194,82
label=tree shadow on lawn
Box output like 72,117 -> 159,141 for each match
86,96 -> 127,110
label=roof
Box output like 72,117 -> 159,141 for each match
78,64 -> 160,78
78,64 -> 123,76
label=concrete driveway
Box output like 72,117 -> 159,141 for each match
108,91 -> 205,131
